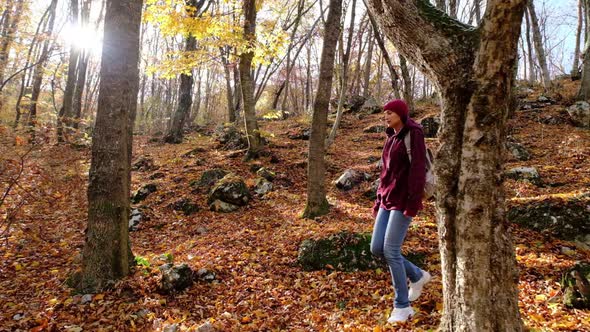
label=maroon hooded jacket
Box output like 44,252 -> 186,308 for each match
373,118 -> 427,217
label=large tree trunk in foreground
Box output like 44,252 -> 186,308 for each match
365,0 -> 525,330
75,0 -> 142,293
240,0 -> 262,159
302,0 -> 342,219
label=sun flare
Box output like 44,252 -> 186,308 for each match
60,24 -> 103,55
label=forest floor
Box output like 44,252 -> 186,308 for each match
1,80 -> 590,331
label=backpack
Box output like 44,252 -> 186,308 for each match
403,132 -> 436,199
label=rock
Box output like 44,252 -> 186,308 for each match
149,172 -> 166,180
506,141 -> 531,161
420,116 -> 440,138
182,147 -> 207,158
249,163 -> 263,173
363,124 -> 387,133
160,263 -> 193,293
207,173 -> 251,207
196,268 -> 216,282
81,294 -> 93,304
209,199 -> 240,213
505,167 -> 541,186
367,156 -> 380,164
169,198 -> 200,216
253,177 -> 273,196
196,226 -> 208,235
297,232 -> 427,271
561,262 -> 590,309
256,167 -> 276,181
13,313 -> 24,320
192,169 -> 229,192
132,183 -> 157,203
334,169 -> 371,191
507,192 -> 590,245
360,96 -> 382,114
132,156 -> 158,172
197,322 -> 216,332
158,253 -> 174,264
363,179 -> 380,200
537,95 -> 551,103
129,208 -> 142,232
347,95 -> 367,113
287,128 -> 310,140
567,101 -> 590,128
214,124 -> 248,150
561,247 -> 575,256
163,324 -> 179,332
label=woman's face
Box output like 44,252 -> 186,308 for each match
383,110 -> 401,128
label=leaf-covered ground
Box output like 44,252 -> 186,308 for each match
1,82 -> 590,331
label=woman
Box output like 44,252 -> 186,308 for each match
371,99 -> 431,323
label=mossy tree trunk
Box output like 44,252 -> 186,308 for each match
302,0 -> 342,219
75,0 -> 142,294
365,0 -> 525,330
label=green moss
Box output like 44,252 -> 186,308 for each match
301,198 -> 330,219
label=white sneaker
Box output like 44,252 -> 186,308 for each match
408,270 -> 431,302
387,307 -> 415,323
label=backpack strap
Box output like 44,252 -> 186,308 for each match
403,131 -> 412,163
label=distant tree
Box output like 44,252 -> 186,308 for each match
365,0 -> 526,329
74,0 -> 142,293
577,0 -> 590,100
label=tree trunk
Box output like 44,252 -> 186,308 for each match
28,0 -> 58,136
524,9 -> 535,84
572,0 -> 583,79
220,47 -> 235,122
75,0 -> 142,294
72,0 -> 91,129
365,0 -> 525,330
526,0 -> 551,89
164,0 -> 199,143
326,0 -> 356,147
578,0 -> 590,100
399,54 -> 414,112
58,0 -> 80,143
362,24 -> 374,98
240,0 -> 262,159
0,0 -> 23,84
302,0 -> 342,219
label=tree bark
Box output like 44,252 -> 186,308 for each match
0,0 -> 23,84
164,0 -> 199,143
524,8 -> 535,84
526,0 -> 551,89
362,25 -> 374,98
399,54 -> 414,111
28,0 -> 58,136
326,0 -> 356,147
220,47 -> 235,122
302,0 -> 342,219
75,0 -> 142,293
365,0 -> 525,330
240,0 -> 262,159
58,0 -> 80,143
578,0 -> 590,100
572,0 -> 583,79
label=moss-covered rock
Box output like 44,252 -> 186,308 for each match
207,173 -> 251,207
298,232 -> 426,271
131,183 -> 157,203
561,262 -> 590,309
192,169 -> 228,192
507,193 -> 590,245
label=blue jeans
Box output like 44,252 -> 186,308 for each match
370,208 -> 423,308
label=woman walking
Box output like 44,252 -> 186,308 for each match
371,99 -> 431,323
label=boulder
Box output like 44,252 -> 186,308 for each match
159,263 -> 193,293
207,173 -> 251,207
252,177 -> 273,196
214,124 -> 248,150
561,262 -> 590,309
287,128 -> 311,140
132,156 -> 158,172
132,183 -> 157,203
334,169 -> 371,191
256,167 -> 276,181
505,166 -> 542,186
567,101 -> 590,128
297,231 -> 425,271
506,141 -> 531,161
169,198 -> 200,216
420,116 -> 440,138
507,193 -> 590,246
361,96 -> 382,114
192,169 -> 229,192
209,200 -> 240,213
363,124 -> 387,133
196,268 -> 216,282
129,208 -> 142,232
